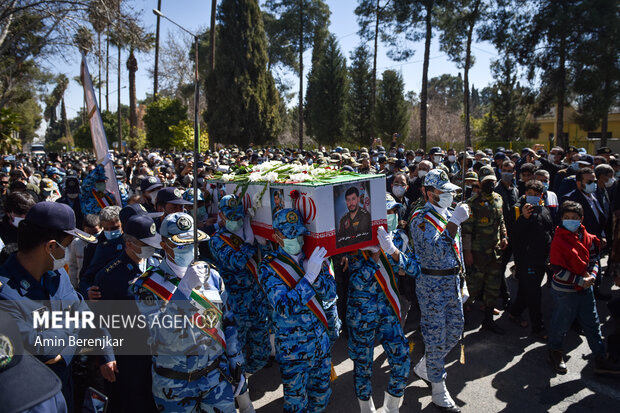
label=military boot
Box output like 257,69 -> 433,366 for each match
358,397 -> 377,413
482,307 -> 505,335
235,390 -> 256,413
382,391 -> 402,413
431,381 -> 460,413
548,349 -> 567,374
413,355 -> 430,384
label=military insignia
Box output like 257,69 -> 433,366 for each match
227,197 -> 238,208
418,222 -> 426,231
286,211 -> 298,224
139,290 -> 156,306
177,216 -> 192,231
139,204 -> 146,212
173,188 -> 183,198
187,189 -> 194,196
150,223 -> 156,235
201,308 -> 220,329
353,221 -> 359,227
230,234 -> 244,247
440,171 -> 449,181
148,176 -> 157,184
20,280 -> 30,290
480,217 -> 489,224
0,334 -> 14,368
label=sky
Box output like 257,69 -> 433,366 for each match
53,0 -> 500,127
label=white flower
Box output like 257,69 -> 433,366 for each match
221,173 -> 234,182
310,168 -> 325,176
253,161 -> 282,173
289,173 -> 310,182
264,172 -> 279,182
248,172 -> 263,182
291,164 -> 310,173
252,192 -> 263,209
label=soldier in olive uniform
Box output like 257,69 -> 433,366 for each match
337,187 -> 372,248
462,165 -> 508,334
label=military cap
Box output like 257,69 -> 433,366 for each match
272,208 -> 308,239
478,165 -> 497,182
140,176 -> 163,193
219,194 -> 244,220
423,169 -> 460,192
597,146 -> 612,155
156,187 -> 192,205
183,188 -> 205,203
160,212 -> 207,245
119,204 -> 162,226
124,215 -> 162,248
464,171 -> 479,181
386,193 -> 403,211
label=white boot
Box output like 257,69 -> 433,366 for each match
431,381 -> 460,412
413,355 -> 429,383
235,390 -> 256,413
381,391 -> 402,413
358,397 -> 377,413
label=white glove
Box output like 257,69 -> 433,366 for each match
177,262 -> 207,297
304,247 -> 327,284
101,152 -> 112,166
377,226 -> 397,255
243,216 -> 255,244
461,280 -> 470,304
449,203 -> 470,226
255,235 -> 267,246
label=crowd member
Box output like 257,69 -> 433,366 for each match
57,175 -> 84,229
67,213 -> 101,288
410,169 -> 469,413
259,209 -> 336,413
140,176 -> 163,212
462,166 -> 508,334
0,191 -> 36,264
346,195 -> 419,412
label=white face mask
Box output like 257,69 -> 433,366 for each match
605,177 -> 616,188
418,170 -> 428,178
448,155 -> 456,163
136,244 -> 156,260
548,154 -> 556,163
149,191 -> 158,205
11,216 -> 24,228
49,242 -> 69,271
435,192 -> 453,209
392,185 -> 406,198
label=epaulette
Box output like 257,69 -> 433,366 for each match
263,253 -> 275,262
105,258 -> 122,273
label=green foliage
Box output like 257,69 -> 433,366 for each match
143,97 -> 187,149
71,109 -> 130,150
428,73 -> 464,112
348,44 -> 374,144
376,70 -> 410,139
0,108 -> 22,152
305,34 -> 349,146
206,0 -> 281,147
169,120 -> 209,151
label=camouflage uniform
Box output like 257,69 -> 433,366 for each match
258,209 -> 337,413
132,213 -> 243,413
209,195 -> 270,374
346,225 -> 419,401
461,191 -> 507,307
80,164 -> 117,215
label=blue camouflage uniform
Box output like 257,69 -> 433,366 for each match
131,213 -> 243,413
80,165 -> 117,215
209,194 -> 270,374
409,170 -> 464,384
346,196 -> 419,401
258,209 -> 337,413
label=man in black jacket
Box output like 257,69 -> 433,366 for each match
508,180 -> 554,338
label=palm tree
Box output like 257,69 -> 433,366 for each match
88,0 -> 110,107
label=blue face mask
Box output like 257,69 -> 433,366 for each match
526,195 -> 541,206
282,236 -> 304,255
569,162 -> 579,171
104,229 -> 122,240
387,213 -> 398,232
225,218 -> 243,232
562,219 -> 581,232
584,182 -> 596,194
172,245 -> 194,267
542,182 -> 549,192
96,182 -> 107,192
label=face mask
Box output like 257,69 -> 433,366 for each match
584,182 -> 596,194
225,219 -> 243,232
569,162 -> 579,171
68,193 -> 79,200
481,181 -> 495,194
414,156 -> 422,163
418,170 -> 428,178
149,191 -> 158,205
526,195 -> 540,205
542,182 -> 549,192
104,229 -> 122,240
392,185 -> 406,198
282,236 -> 303,255
562,219 -> 581,233
615,171 -> 620,178
548,154 -> 556,163
501,172 -> 513,183
605,178 -> 616,188
534,160 -> 542,168
172,245 -> 194,267
1,167 -> 9,173
197,206 -> 207,221
372,157 -> 378,163
448,155 -> 456,163
398,148 -> 404,153
436,192 -> 453,209
433,155 -> 443,164
54,176 -> 63,184
49,242 -> 69,271
95,182 -> 107,192
11,216 -> 24,228
136,245 -> 156,260
387,213 -> 398,232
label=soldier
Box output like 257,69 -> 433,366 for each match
347,194 -> 420,413
80,156 -> 117,215
337,186 -> 371,247
462,165 -> 509,334
259,208 -> 336,413
131,212 -> 253,412
409,169 -> 470,413
209,194 -> 270,375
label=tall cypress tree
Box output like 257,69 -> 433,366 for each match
376,70 -> 410,140
305,34 -> 349,146
348,44 -> 374,145
206,0 -> 281,146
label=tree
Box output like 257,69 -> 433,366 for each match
376,70 -> 410,139
305,34 -> 349,146
206,0 -> 281,147
170,119 -> 209,151
264,0 -> 330,148
427,73 -> 463,112
304,26 -> 328,139
355,0 -> 394,137
348,44 -> 374,145
143,97 -> 187,149
44,74 -> 69,145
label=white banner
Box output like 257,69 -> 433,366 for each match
80,54 -> 121,205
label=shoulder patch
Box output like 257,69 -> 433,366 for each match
418,222 -> 426,231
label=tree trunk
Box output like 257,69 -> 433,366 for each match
298,0 -> 304,149
419,2 -> 433,151
117,40 -> 122,150
210,0 -> 217,71
371,0 -> 380,142
106,33 -> 109,111
463,0 -> 479,149
556,38 -> 566,149
127,48 -> 138,140
154,0 -> 161,100
601,76 -> 610,147
98,31 -> 102,107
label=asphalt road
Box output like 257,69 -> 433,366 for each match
247,262 -> 620,413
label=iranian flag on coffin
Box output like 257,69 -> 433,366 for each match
223,174 -> 387,257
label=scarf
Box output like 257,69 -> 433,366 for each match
549,225 -> 599,276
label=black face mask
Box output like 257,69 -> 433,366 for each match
481,181 -> 495,194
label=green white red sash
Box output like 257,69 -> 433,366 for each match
138,269 -> 227,349
266,253 -> 329,330
414,208 -> 462,263
362,250 -> 401,321
219,233 -> 260,282
92,188 -> 116,209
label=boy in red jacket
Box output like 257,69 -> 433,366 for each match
548,200 -> 619,375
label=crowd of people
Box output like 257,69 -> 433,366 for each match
0,140 -> 619,413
